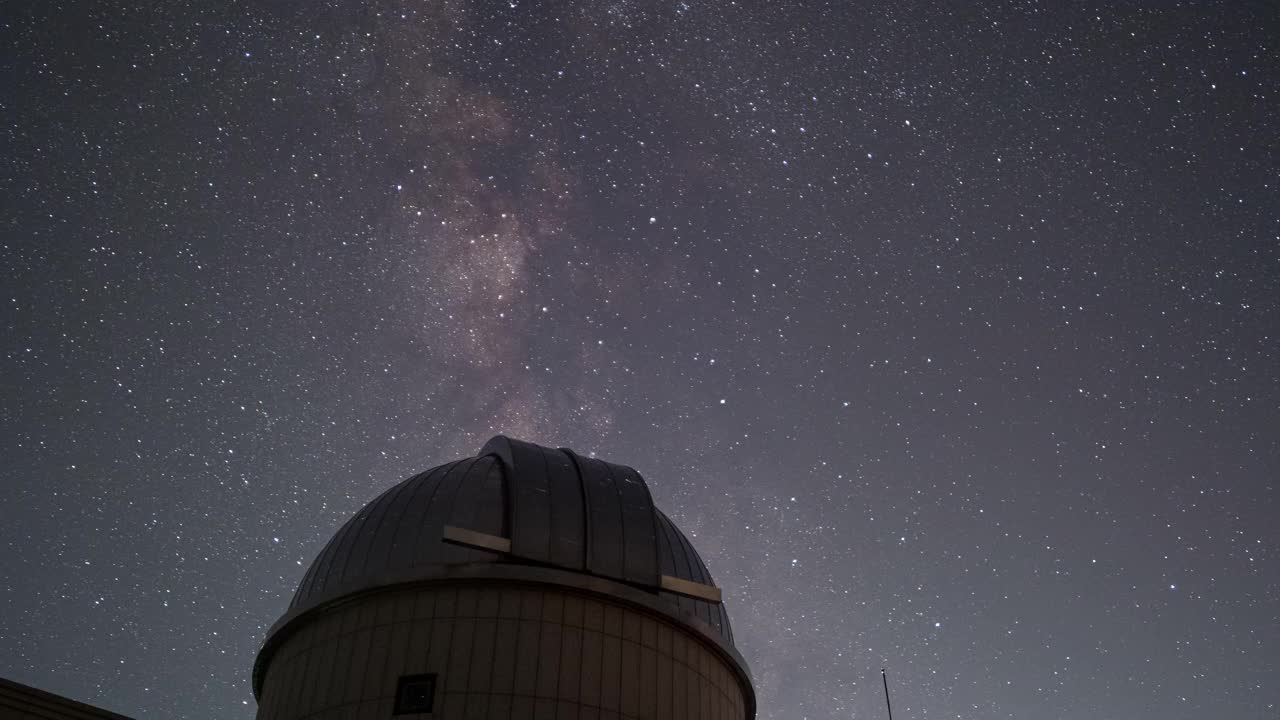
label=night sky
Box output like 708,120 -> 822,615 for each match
3,2 -> 1277,718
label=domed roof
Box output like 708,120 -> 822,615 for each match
285,436 -> 734,646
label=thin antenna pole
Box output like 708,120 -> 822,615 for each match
881,668 -> 894,720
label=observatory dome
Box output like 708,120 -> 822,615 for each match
253,436 -> 753,718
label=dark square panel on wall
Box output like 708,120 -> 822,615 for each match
393,673 -> 436,715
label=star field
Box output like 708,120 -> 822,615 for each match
2,1 -> 1277,718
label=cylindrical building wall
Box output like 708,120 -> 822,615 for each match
256,581 -> 750,720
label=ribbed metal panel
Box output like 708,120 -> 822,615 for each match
485,436 -> 556,566
569,451 -> 626,582
542,445 -> 585,570
653,510 -> 733,644
384,462 -> 456,573
615,463 -> 661,587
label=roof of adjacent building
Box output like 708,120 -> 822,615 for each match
0,676 -> 135,720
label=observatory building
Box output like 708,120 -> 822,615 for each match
252,435 -> 756,719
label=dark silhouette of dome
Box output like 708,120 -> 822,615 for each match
288,434 -> 731,633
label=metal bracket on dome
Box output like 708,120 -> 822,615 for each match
444,525 -> 722,604
443,525 -> 512,554
660,574 -> 723,603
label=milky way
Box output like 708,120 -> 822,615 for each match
3,2 -> 1277,718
